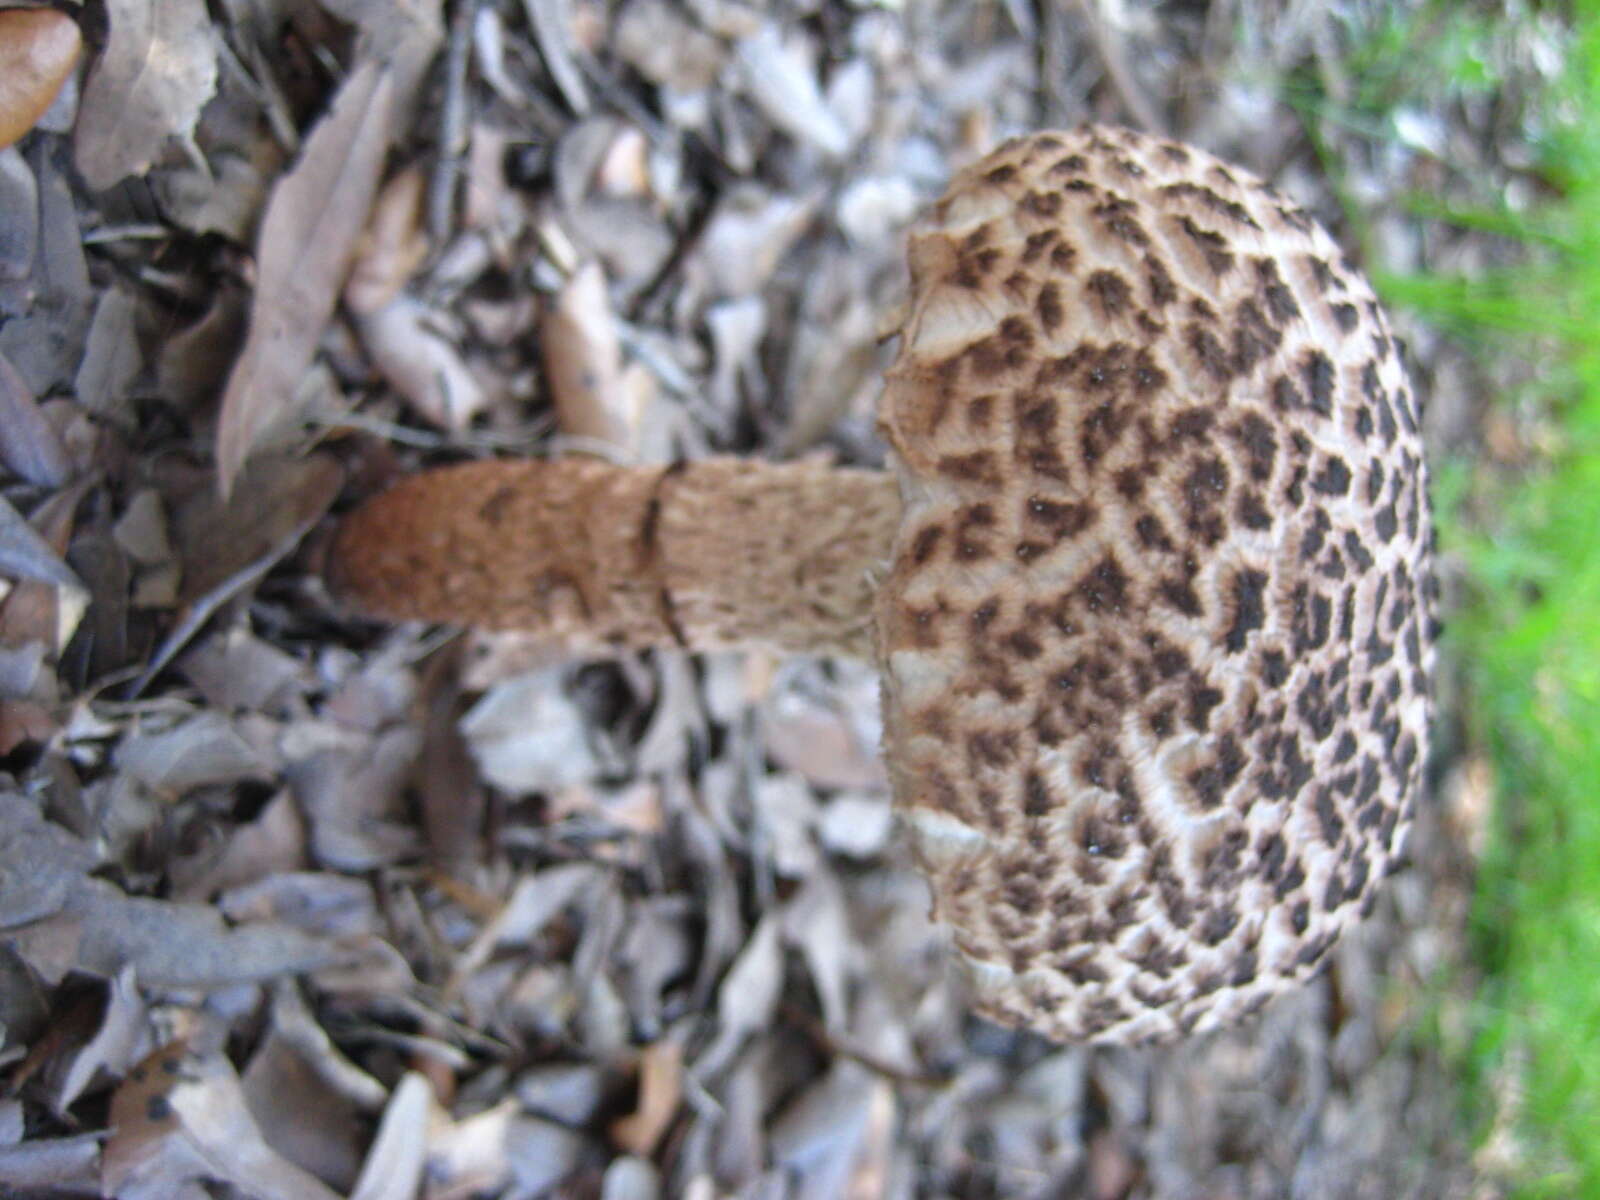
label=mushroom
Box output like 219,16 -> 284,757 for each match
328,126 -> 1435,1043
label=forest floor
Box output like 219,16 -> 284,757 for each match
0,0 -> 1550,1195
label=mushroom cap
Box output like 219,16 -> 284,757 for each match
876,126 -> 1435,1043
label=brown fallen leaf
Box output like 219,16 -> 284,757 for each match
73,0 -> 215,189
609,1039 -> 683,1157
0,10 -> 81,151
0,698 -> 58,754
215,62 -> 395,494
344,166 -> 429,317
130,454 -> 342,696
541,260 -> 634,451
175,452 -> 343,605
154,279 -> 248,413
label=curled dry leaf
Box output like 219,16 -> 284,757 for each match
355,295 -> 487,430
216,63 -> 394,495
347,1072 -> 431,1200
345,167 -> 430,317
735,25 -> 851,158
0,482 -> 91,654
240,1026 -> 368,1190
460,667 -> 604,792
74,0 -> 215,189
542,260 -> 634,450
170,787 -> 306,900
104,1042 -> 344,1200
112,709 -> 272,795
609,1040 -> 683,1157
0,9 -> 81,151
320,0 -> 443,121
48,966 -> 149,1117
0,493 -> 82,592
695,913 -> 783,1079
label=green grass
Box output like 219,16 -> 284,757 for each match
1305,2 -> 1600,1192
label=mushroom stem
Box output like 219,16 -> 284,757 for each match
327,456 -> 902,657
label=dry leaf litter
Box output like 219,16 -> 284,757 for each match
0,0 -> 1547,1195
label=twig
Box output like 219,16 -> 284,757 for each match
781,1003 -> 953,1090
1074,0 -> 1165,133
431,0 -> 476,245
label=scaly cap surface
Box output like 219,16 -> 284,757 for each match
876,127 -> 1435,1042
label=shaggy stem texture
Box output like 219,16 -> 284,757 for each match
328,457 -> 901,657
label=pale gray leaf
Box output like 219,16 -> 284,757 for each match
50,965 -> 148,1115
73,284 -> 144,417
601,1155 -> 661,1200
0,1098 -> 22,1145
113,710 -> 273,795
0,146 -> 38,288
215,63 -> 394,493
75,0 -> 219,190
505,1115 -> 588,1195
66,878 -> 344,987
0,1131 -> 102,1191
0,350 -> 71,487
348,1072 -> 431,1200
0,494 -> 80,590
0,797 -> 97,929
